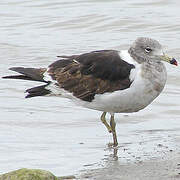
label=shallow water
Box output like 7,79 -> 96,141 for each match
0,0 -> 180,177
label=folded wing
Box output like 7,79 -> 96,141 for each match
48,50 -> 135,102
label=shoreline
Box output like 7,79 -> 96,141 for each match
78,150 -> 180,180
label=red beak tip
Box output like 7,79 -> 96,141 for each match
170,58 -> 178,66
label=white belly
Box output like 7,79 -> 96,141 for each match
80,64 -> 167,113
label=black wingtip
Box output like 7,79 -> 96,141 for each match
2,75 -> 14,79
25,94 -> 35,98
2,76 -> 7,79
9,67 -> 18,70
3,67 -> 49,83
25,83 -> 51,98
9,67 -> 24,72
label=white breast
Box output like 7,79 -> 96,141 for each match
80,51 -> 167,113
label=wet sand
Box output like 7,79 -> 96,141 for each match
79,151 -> 180,180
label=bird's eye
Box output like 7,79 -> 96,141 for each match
145,47 -> 152,53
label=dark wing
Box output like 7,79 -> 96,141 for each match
48,50 -> 135,102
2,67 -> 47,82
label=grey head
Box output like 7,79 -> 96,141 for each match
128,37 -> 163,64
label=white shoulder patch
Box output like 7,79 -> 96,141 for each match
129,67 -> 138,82
119,50 -> 139,82
119,50 -> 136,65
43,68 -> 54,82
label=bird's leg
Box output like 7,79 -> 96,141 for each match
110,114 -> 118,147
100,112 -> 112,133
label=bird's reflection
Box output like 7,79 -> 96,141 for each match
105,144 -> 119,161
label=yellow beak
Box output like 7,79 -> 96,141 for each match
160,54 -> 178,66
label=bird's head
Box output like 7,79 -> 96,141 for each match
129,37 -> 178,66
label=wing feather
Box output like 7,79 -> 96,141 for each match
48,50 -> 135,102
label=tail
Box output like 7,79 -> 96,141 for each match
2,67 -> 52,98
25,83 -> 51,98
2,67 -> 48,82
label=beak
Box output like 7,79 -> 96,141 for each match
160,54 -> 178,66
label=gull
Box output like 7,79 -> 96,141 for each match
3,37 -> 178,147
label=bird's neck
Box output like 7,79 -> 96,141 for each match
128,47 -> 146,64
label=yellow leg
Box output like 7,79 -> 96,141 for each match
100,112 -> 112,133
110,114 -> 118,147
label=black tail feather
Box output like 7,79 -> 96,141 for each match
2,67 -> 48,83
3,67 -> 52,98
25,83 -> 51,98
2,75 -> 37,81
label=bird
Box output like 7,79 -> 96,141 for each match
2,37 -> 178,147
